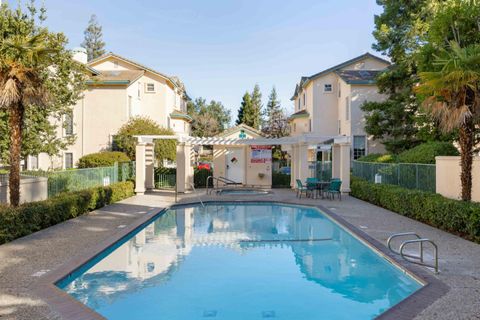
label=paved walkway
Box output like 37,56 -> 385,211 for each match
0,189 -> 479,319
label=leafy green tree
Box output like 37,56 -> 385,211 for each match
263,86 -> 288,138
187,97 -> 231,136
0,1 -> 85,206
362,0 -> 441,154
81,14 -> 106,61
113,116 -> 176,164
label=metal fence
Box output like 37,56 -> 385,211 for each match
26,161 -> 135,198
352,161 -> 436,193
156,174 -> 176,189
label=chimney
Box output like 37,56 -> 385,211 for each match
72,47 -> 88,64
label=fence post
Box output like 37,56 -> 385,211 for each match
416,164 -> 419,189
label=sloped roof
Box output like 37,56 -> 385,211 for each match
291,53 -> 390,99
216,123 -> 264,138
335,70 -> 383,85
170,110 -> 193,122
86,70 -> 145,85
288,109 -> 310,121
87,52 -> 185,93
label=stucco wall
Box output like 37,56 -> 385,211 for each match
436,156 -> 480,201
311,73 -> 339,136
0,176 -> 48,204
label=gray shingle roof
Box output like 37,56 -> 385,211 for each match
335,70 -> 382,84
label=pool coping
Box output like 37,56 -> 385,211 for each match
33,199 -> 449,320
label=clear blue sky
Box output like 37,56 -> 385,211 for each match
41,0 -> 384,122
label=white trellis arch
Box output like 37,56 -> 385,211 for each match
133,134 -> 351,194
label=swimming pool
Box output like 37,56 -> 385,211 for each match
58,202 -> 422,319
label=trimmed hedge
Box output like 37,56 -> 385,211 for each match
397,142 -> 459,164
272,172 -> 291,188
0,181 -> 134,244
78,151 -> 130,168
357,153 -> 396,163
351,177 -> 480,243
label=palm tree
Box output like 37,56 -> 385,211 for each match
416,41 -> 480,201
0,31 -> 55,206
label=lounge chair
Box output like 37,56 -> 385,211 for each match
326,179 -> 342,200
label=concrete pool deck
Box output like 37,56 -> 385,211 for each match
0,189 -> 479,320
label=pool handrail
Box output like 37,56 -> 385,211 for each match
388,232 -> 439,273
206,176 -> 242,194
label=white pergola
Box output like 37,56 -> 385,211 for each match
133,134 -> 351,194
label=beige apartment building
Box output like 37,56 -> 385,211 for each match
289,53 -> 389,161
28,49 -> 191,170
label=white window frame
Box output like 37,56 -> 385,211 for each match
324,84 -> 333,93
145,82 -> 156,93
64,152 -> 73,169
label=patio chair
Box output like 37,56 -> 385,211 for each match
326,179 -> 342,200
306,177 -> 319,198
296,179 -> 309,198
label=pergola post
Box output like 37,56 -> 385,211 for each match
298,142 -> 310,183
331,144 -> 341,179
338,142 -> 351,192
135,142 -> 146,195
176,143 -> 193,193
145,143 -> 155,190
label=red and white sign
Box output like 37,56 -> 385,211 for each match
251,145 -> 272,163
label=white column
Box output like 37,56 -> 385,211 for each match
298,143 -> 310,183
331,144 -> 341,179
290,146 -> 296,188
339,142 -> 351,193
145,143 -> 155,190
135,142 -> 146,195
176,143 -> 193,193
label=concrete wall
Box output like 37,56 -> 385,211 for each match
436,156 -> 480,201
0,176 -> 48,204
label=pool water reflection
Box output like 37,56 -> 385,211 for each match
58,203 -> 421,320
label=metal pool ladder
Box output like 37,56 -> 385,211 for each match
190,183 -> 205,208
387,232 -> 439,273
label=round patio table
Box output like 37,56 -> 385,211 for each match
315,181 -> 330,199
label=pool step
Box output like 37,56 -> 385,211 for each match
387,232 -> 439,273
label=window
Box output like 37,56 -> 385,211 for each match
65,153 -> 73,169
297,98 -> 301,110
324,84 -> 332,93
293,123 -> 296,132
353,136 -> 366,159
338,83 -> 341,97
137,82 -> 141,100
145,83 -> 155,93
309,119 -> 312,132
303,92 -> 306,106
64,112 -> 73,136
338,120 -> 341,134
128,95 -> 133,118
29,155 -> 38,170
345,97 -> 350,121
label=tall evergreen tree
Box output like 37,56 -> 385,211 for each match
263,87 -> 288,137
236,91 -> 252,126
250,84 -> 263,129
361,0 -> 440,154
81,14 -> 106,61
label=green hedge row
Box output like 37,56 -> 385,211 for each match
0,181 -> 134,244
78,151 -> 130,168
350,177 -> 480,243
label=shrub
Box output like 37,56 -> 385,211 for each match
272,172 -> 290,188
78,151 -> 130,168
194,168 -> 213,188
350,177 -> 480,243
0,181 -> 134,244
396,142 -> 459,164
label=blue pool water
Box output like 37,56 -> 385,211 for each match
58,203 -> 422,319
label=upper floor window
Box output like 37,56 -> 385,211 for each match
128,95 -> 133,118
113,61 -> 119,68
338,83 -> 341,97
338,120 -> 341,135
297,98 -> 301,110
345,97 -> 350,121
303,92 -> 306,106
145,83 -> 155,93
353,135 -> 366,159
64,112 -> 73,136
324,84 -> 332,93
309,119 -> 312,132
